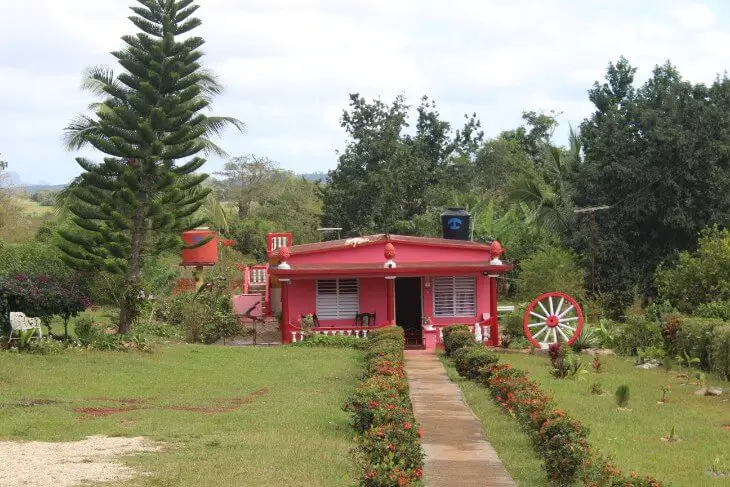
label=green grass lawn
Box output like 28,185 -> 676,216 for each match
450,350 -> 730,487
0,345 -> 362,486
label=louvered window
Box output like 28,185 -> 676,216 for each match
316,279 -> 359,319
433,276 -> 476,317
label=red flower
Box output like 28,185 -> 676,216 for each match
403,422 -> 412,430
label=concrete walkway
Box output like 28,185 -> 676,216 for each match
405,351 -> 516,487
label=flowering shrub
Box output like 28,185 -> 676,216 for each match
582,456 -> 665,487
454,347 -> 499,380
0,273 -> 89,337
451,345 -> 477,376
345,326 -> 424,486
484,362 -> 590,485
444,329 -> 475,356
449,354 -> 665,486
291,333 -> 366,349
441,324 -> 470,343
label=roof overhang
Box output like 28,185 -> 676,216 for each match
269,234 -> 494,259
269,262 -> 514,279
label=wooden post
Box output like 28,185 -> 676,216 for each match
386,277 -> 395,325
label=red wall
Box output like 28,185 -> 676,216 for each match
290,242 -> 489,265
421,273 -> 490,325
287,273 -> 490,328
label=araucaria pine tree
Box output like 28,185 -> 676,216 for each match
60,0 -> 243,333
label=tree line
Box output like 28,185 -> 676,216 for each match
5,0 -> 730,330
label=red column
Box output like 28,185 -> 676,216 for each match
386,278 -> 395,325
489,276 -> 499,346
280,280 -> 291,343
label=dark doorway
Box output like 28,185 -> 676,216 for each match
395,277 -> 423,349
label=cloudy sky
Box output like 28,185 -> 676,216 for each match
1,0 -> 730,185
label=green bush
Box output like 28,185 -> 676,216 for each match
486,363 -> 589,486
134,322 -> 183,341
441,325 -> 469,344
462,348 -> 499,380
571,325 -> 598,353
710,326 -> 730,380
673,317 -> 723,369
516,246 -> 586,302
643,300 -> 677,323
292,333 -> 366,349
344,321 -> 423,486
593,318 -> 619,349
364,340 -> 403,362
444,329 -> 475,356
452,345 -> 478,377
367,326 -> 404,345
656,226 -> 730,313
695,301 -> 730,321
614,317 -> 663,356
74,316 -> 104,347
500,310 -> 525,339
27,337 -> 67,355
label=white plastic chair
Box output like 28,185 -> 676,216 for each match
8,312 -> 43,343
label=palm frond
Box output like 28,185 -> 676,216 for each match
80,65 -> 119,97
63,116 -> 102,150
201,116 -> 246,137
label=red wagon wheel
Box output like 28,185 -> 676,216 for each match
523,292 -> 584,349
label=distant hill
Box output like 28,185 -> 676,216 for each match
299,172 -> 328,182
25,184 -> 66,195
2,171 -> 23,186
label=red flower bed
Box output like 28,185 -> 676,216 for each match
345,327 -> 424,486
449,342 -> 665,486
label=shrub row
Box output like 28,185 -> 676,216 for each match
447,339 -> 663,486
291,333 -> 367,349
442,325 -> 474,356
344,326 -> 424,486
711,325 -> 730,380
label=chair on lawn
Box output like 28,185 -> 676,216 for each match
8,312 -> 43,343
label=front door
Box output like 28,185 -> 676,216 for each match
395,277 -> 423,349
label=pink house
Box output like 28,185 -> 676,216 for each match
265,232 -> 513,349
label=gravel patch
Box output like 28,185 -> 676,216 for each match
0,435 -> 163,487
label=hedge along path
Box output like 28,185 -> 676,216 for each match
405,351 -> 515,487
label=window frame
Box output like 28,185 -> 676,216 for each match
316,278 -> 360,320
432,276 -> 477,318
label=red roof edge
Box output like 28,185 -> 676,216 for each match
285,234 -> 492,256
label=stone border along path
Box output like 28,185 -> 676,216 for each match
405,350 -> 516,487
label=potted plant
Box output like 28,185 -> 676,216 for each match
422,316 -> 434,331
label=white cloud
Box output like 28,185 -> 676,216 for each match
667,2 -> 716,30
1,0 -> 730,184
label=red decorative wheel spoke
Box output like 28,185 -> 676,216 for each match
523,292 -> 583,349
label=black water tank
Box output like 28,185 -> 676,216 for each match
440,208 -> 471,240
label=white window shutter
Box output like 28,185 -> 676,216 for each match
433,276 -> 476,317
317,279 -> 359,319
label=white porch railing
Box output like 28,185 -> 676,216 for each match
291,328 -> 371,343
270,236 -> 289,252
248,267 -> 267,286
435,323 -> 491,345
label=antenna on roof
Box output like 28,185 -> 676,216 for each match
317,227 -> 342,241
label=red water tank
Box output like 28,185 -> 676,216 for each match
181,229 -> 219,266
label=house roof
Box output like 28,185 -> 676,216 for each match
282,234 -> 492,256
269,261 -> 513,278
